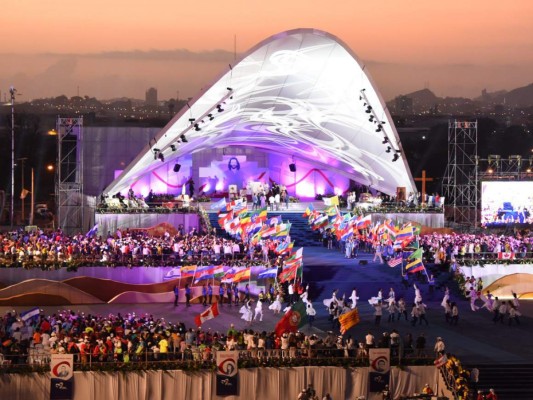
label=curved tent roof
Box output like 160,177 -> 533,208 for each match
104,28 -> 415,197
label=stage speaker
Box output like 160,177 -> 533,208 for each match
358,260 -> 368,265
289,163 -> 296,172
173,163 -> 181,172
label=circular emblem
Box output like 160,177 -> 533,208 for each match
371,356 -> 388,373
218,358 -> 237,377
289,311 -> 301,327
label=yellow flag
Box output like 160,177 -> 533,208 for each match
20,189 -> 30,199
339,308 -> 360,334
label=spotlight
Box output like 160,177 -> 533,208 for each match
217,104 -> 224,112
386,146 -> 391,153
194,123 -> 201,131
208,113 -> 214,121
158,152 -> 165,162
227,87 -> 233,91
392,153 -> 399,162
173,163 -> 181,172
369,116 -> 374,122
170,144 -> 176,151
289,163 -> 296,172
180,134 -> 188,143
365,106 -> 372,113
376,125 -> 383,133
189,118 -> 195,124
359,96 -> 363,100
382,137 -> 388,144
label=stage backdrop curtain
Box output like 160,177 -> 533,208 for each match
0,366 -> 453,400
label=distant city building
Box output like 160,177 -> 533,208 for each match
145,87 -> 158,106
395,95 -> 413,115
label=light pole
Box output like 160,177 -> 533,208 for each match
9,86 -> 16,228
17,157 -> 28,224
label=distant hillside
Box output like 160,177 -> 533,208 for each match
392,82 -> 533,110
492,83 -> 533,106
404,88 -> 439,104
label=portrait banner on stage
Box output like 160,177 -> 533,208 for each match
50,354 -> 74,400
216,350 -> 239,396
369,348 -> 390,393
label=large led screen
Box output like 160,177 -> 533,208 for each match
481,181 -> 533,226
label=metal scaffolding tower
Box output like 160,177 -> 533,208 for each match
443,120 -> 479,227
55,117 -> 84,234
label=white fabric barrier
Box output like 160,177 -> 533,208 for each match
460,263 -> 533,288
0,366 -> 452,400
370,213 -> 445,228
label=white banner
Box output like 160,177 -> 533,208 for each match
50,354 -> 73,380
369,348 -> 390,374
216,350 -> 238,377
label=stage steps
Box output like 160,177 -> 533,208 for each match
464,364 -> 533,400
206,212 -> 322,247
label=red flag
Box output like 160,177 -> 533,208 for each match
274,301 -> 307,337
194,303 -> 220,327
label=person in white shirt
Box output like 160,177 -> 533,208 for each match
254,299 -> 263,322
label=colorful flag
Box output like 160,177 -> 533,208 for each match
323,196 -> 339,206
285,247 -> 304,265
258,268 -> 278,279
279,263 -> 300,283
85,223 -> 98,238
20,307 -> 40,322
267,215 -> 283,226
210,197 -> 227,210
408,248 -> 423,261
194,265 -> 217,283
275,240 -> 294,255
498,252 -> 515,260
302,203 -> 315,217
232,268 -> 251,283
274,301 -> 307,337
273,222 -> 291,239
405,258 -> 425,273
387,255 -> 403,268
356,215 -> 372,229
221,267 -> 244,283
194,302 -> 220,327
339,308 -> 360,334
396,226 -> 414,240
180,265 -> 197,279
218,210 -> 233,228
251,207 -> 268,223
434,353 -> 448,368
323,205 -> 338,216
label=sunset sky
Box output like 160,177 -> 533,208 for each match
2,0 -> 533,102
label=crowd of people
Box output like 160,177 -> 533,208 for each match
0,226 -> 296,268
419,231 -> 533,263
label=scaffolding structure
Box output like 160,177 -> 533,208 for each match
443,120 -> 479,227
55,117 -> 84,234
478,154 -> 533,181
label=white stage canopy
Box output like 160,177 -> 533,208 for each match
104,29 -> 415,197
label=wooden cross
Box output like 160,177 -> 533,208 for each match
415,170 -> 434,204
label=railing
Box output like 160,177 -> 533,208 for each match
453,251 -> 533,264
0,347 -> 437,374
0,251 -> 257,269
95,201 -> 203,214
